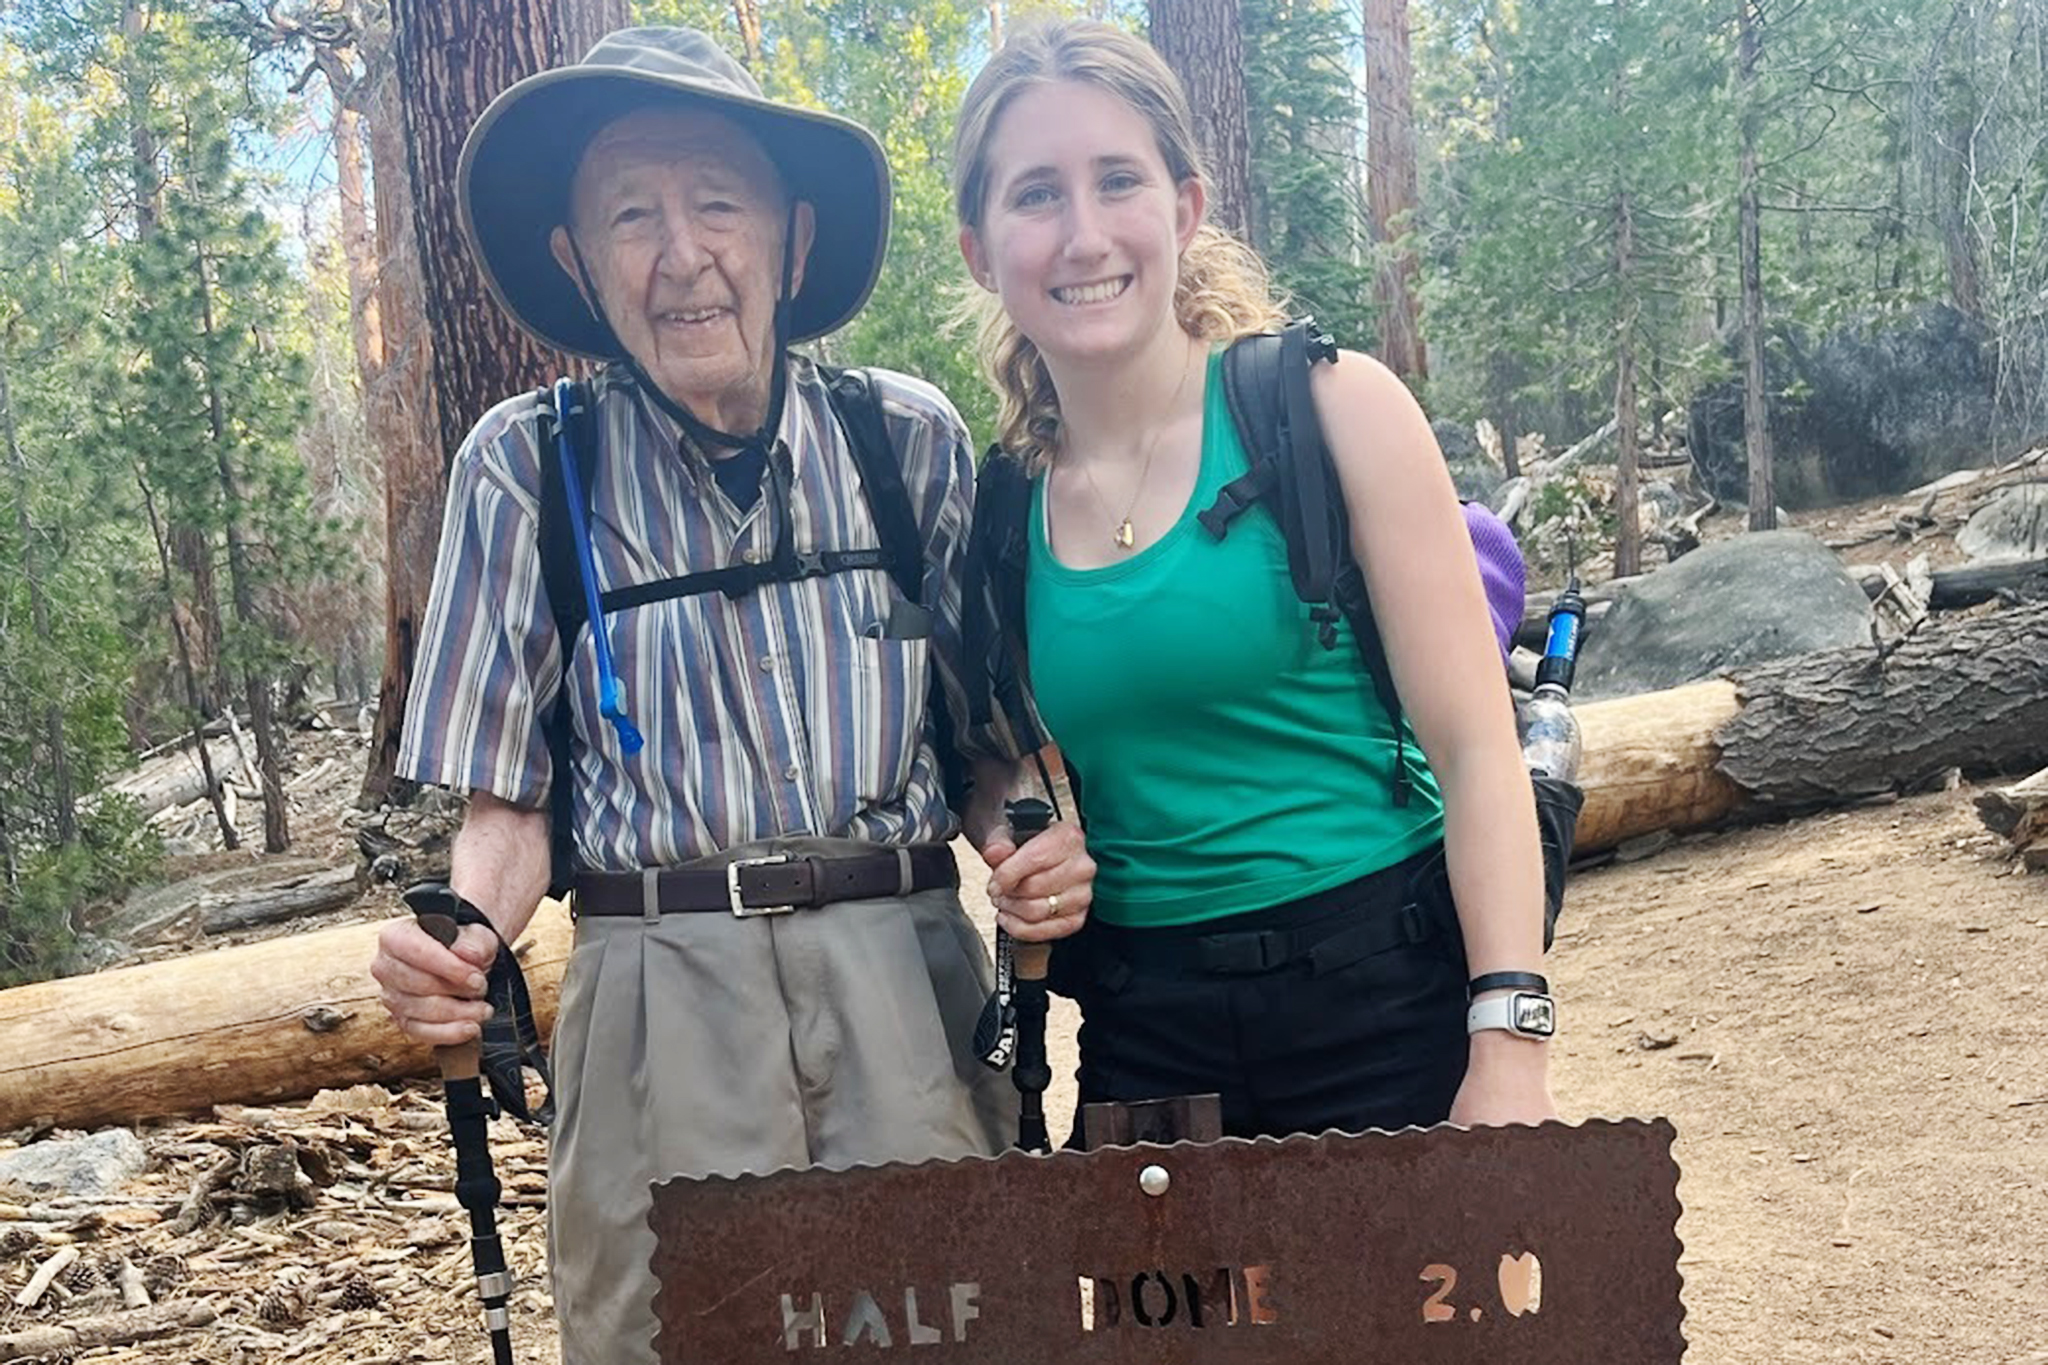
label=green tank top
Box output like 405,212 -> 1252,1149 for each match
1025,352 -> 1445,927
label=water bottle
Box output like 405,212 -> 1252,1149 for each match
1519,578 -> 1585,781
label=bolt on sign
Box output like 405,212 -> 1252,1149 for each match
650,1117 -> 1685,1363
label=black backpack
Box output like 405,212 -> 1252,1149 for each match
535,368 -> 968,897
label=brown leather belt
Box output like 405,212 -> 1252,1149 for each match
572,844 -> 958,918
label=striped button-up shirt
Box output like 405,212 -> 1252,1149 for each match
398,358 -> 1031,871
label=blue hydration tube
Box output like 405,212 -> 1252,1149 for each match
551,379 -> 643,757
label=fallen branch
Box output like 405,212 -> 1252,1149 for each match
1975,765 -> 2048,870
0,1300 -> 216,1362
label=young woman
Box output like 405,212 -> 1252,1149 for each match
956,20 -> 1558,1137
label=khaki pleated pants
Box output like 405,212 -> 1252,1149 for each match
546,836 -> 1015,1365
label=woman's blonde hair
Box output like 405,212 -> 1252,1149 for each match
951,19 -> 1287,468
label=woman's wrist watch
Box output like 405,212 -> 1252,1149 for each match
1466,971 -> 1556,1039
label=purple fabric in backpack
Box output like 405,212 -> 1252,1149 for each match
1462,501 -> 1526,660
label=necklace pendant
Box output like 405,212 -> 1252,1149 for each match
1113,519 -> 1136,550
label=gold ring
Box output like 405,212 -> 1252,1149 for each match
1047,892 -> 1062,916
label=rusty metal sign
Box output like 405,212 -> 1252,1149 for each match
650,1118 -> 1685,1363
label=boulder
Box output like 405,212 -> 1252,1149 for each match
1958,485 -> 2048,563
1688,305 -> 2048,510
1432,418 -> 1502,502
1575,530 -> 1873,700
0,1128 -> 149,1198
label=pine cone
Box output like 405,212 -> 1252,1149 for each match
0,1227 -> 38,1259
63,1258 -> 100,1292
258,1279 -> 310,1326
334,1273 -> 379,1311
142,1251 -> 187,1297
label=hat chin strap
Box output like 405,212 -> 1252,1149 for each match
566,207 -> 798,458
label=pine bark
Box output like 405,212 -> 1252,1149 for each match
733,0 -> 765,67
1717,604 -> 2048,808
391,0 -> 584,466
1737,0 -> 1775,531
358,21 -> 444,805
558,0 -> 629,61
1364,0 -> 1428,383
367,0 -> 621,801
1147,0 -> 1255,244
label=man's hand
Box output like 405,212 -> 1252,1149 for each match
371,919 -> 499,1048
1447,1030 -> 1558,1126
981,821 -> 1096,943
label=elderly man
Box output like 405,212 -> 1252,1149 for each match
369,28 -> 1093,1365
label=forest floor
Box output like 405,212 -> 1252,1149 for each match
4,471 -> 2046,1364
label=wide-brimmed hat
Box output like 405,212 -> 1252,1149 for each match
458,27 -> 891,356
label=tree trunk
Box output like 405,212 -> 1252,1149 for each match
317,48 -> 383,386
734,0 -> 765,67
1737,0 -> 1775,531
986,1 -> 1002,52
1147,0 -> 1255,244
192,243 -> 290,854
136,477 -> 237,850
1613,189 -> 1642,578
0,899 -> 575,1131
1364,0 -> 1428,384
1717,603 -> 2048,807
1489,352 -> 1521,480
557,0 -> 628,62
391,0 -> 601,470
367,0 -> 616,802
358,19 -> 444,806
0,355 -> 75,847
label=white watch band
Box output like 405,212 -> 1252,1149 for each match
1466,991 -> 1556,1039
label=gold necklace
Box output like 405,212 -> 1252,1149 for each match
1073,349 -> 1194,551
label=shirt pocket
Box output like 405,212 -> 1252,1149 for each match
846,632 -> 930,808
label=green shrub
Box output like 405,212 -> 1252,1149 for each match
0,797 -> 163,988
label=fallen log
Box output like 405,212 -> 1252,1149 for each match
197,863 -> 365,936
103,737 -> 242,820
1973,765 -> 2048,871
0,899 -> 573,1132
0,1300 -> 216,1362
1717,603 -> 2048,807
1573,680 -> 1743,852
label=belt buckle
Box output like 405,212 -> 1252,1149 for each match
727,854 -> 797,917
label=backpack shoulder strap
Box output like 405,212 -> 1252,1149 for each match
536,380 -> 598,897
964,448 -> 1035,729
819,365 -> 924,605
1212,319 -> 1417,806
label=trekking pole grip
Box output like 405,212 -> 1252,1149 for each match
405,886 -> 484,1083
1004,798 -> 1056,983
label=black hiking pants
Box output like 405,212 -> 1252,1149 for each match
1056,843 -> 1471,1142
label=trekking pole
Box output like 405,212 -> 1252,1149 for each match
1003,797 -> 1056,1153
405,885 -> 518,1365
